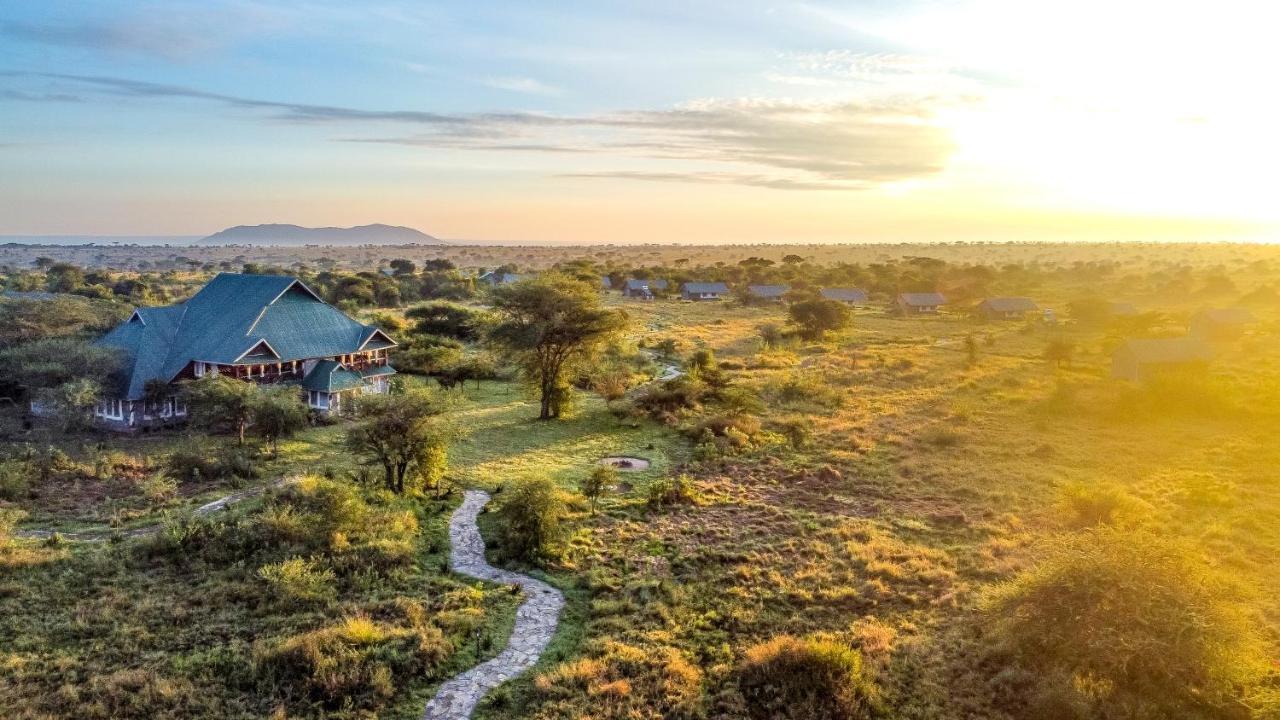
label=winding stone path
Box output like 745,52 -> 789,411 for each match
423,490 -> 565,719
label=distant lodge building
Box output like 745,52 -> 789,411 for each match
820,287 -> 868,304
976,297 -> 1039,321
623,278 -> 668,299
1111,336 -> 1212,382
1190,308 -> 1256,341
747,284 -> 790,302
896,292 -> 946,315
682,282 -> 729,301
90,273 -> 397,430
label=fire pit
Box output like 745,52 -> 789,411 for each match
597,456 -> 651,472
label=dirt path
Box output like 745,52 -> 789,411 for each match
423,490 -> 565,719
13,479 -> 291,543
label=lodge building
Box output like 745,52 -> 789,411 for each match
90,273 -> 397,430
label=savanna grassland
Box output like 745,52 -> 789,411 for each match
2,242 -> 1279,719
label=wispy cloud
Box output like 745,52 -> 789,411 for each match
0,5 -> 283,61
2,72 -> 955,190
482,76 -> 562,96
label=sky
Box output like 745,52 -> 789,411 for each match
2,0 -> 1278,244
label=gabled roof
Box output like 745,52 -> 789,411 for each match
301,360 -> 366,393
748,284 -> 790,298
1193,308 -> 1257,325
97,273 -> 396,400
625,278 -> 668,291
899,292 -> 945,306
1116,336 -> 1213,364
820,287 -> 868,303
979,297 -> 1039,313
683,281 -> 729,294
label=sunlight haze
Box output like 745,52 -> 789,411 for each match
2,0 -> 1277,243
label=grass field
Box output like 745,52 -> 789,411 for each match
4,250 -> 1280,718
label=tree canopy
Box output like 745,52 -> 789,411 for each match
488,275 -> 628,420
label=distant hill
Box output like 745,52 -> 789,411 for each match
198,224 -> 445,246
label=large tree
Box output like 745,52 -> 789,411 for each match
488,275 -> 628,420
345,389 -> 454,494
185,375 -> 259,445
787,298 -> 852,341
252,386 -> 309,455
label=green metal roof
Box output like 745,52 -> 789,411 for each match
360,365 -> 397,379
98,273 -> 396,400
301,360 -> 367,393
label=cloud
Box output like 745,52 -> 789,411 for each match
0,89 -> 81,103
0,5 -> 284,60
482,76 -> 563,96
3,72 -> 955,190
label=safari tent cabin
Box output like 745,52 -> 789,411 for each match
89,273 -> 397,430
681,282 -> 729,301
1111,336 -> 1212,382
1190,308 -> 1257,341
624,278 -> 668,299
976,297 -> 1039,321
747,285 -> 790,302
477,271 -> 529,287
896,292 -> 946,315
820,287 -> 868,304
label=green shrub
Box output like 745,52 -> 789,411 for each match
737,634 -> 879,720
254,616 -> 449,710
257,556 -> 337,605
646,474 -> 699,509
135,471 -> 177,503
496,476 -> 567,563
0,507 -> 26,549
166,446 -> 218,483
983,528 -> 1269,719
1056,481 -> 1145,528
0,459 -> 30,501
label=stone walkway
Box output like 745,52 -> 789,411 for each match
423,490 -> 565,720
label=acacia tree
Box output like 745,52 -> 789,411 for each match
252,386 -> 308,456
345,389 -> 454,493
488,275 -> 627,420
185,375 -> 258,445
787,298 -> 852,341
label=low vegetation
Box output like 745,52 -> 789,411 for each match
3,244 -> 1280,719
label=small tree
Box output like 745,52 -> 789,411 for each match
1044,338 -> 1075,368
580,465 -> 614,515
788,298 -> 852,341
964,334 -> 979,365
185,375 -> 258,444
496,476 -> 566,563
488,275 -> 628,420
253,386 -> 308,456
345,389 -> 453,493
758,323 -> 784,349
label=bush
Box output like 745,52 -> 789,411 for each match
254,616 -> 449,710
496,476 -> 567,563
0,507 -> 26,549
983,528 -> 1270,719
647,474 -> 699,509
1056,481 -> 1145,528
0,459 -> 30,501
257,556 -> 337,605
166,446 -> 218,483
135,471 -> 177,503
737,635 -> 879,720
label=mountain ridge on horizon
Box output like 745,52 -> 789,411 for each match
198,223 -> 445,246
